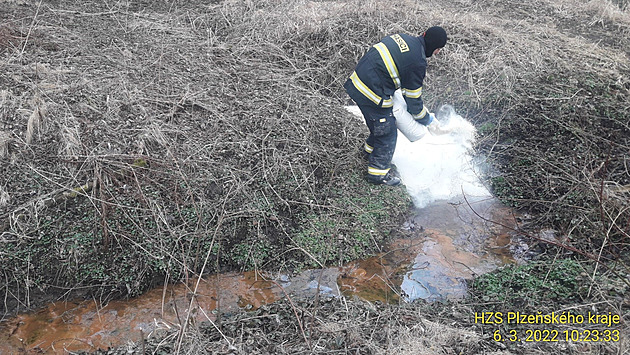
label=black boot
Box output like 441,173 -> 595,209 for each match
366,172 -> 401,186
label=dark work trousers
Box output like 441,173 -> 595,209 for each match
357,104 -> 397,177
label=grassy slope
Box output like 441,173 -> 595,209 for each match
0,0 -> 414,312
1,0 -> 629,353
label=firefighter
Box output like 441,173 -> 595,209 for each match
344,26 -> 448,186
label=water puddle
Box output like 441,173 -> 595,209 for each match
0,271 -> 282,353
401,196 -> 517,302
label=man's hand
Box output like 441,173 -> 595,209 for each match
426,114 -> 452,135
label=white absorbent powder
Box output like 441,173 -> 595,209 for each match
345,95 -> 490,208
392,99 -> 491,208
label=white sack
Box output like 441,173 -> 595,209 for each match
392,89 -> 427,142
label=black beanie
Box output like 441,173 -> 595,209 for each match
423,26 -> 448,57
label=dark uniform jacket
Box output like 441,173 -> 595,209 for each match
344,34 -> 430,124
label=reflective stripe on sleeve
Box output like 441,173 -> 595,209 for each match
350,71 -> 382,106
402,86 -> 422,99
373,42 -> 401,89
364,143 -> 374,153
413,106 -> 428,120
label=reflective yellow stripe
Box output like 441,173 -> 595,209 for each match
368,166 -> 390,176
350,71 -> 381,106
382,98 -> 393,107
373,42 -> 401,88
413,106 -> 428,119
402,87 -> 422,99
364,143 -> 374,153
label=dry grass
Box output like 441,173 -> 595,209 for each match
92,291 -> 628,355
0,185 -> 9,209
0,0 -> 412,314
94,297 -> 495,355
0,0 -> 628,353
0,130 -> 10,158
583,0 -> 630,25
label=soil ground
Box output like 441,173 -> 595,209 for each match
1,0 -> 629,353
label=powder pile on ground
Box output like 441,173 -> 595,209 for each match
345,100 -> 490,208
392,103 -> 490,208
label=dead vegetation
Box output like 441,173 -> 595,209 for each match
92,298 -> 495,355
0,0 -> 629,353
1,0 -> 414,316
87,291 -> 628,355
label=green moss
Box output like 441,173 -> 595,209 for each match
471,258 -> 586,304
229,238 -> 273,268
289,171 -> 410,268
478,122 -> 496,135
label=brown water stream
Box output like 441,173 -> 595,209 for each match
0,196 -> 520,354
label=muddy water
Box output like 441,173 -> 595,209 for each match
401,196 -> 516,301
0,196 -> 518,354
